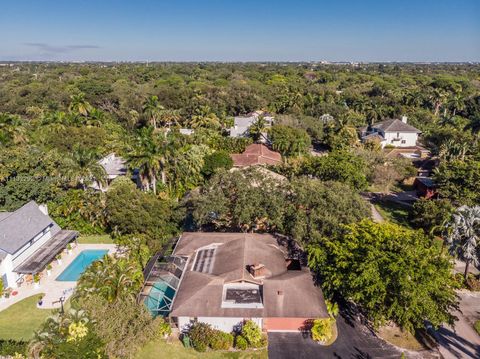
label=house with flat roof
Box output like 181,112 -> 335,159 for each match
361,116 -> 421,148
140,232 -> 328,333
229,110 -> 274,140
0,201 -> 78,289
230,144 -> 282,167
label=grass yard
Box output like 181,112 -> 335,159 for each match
77,234 -> 114,244
374,201 -> 411,227
137,338 -> 268,359
0,294 -> 53,340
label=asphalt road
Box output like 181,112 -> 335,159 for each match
268,308 -> 404,359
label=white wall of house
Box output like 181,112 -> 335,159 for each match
383,131 -> 418,147
0,226 -> 54,288
0,254 -> 16,288
176,316 -> 263,333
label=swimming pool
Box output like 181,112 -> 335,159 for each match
56,249 -> 108,281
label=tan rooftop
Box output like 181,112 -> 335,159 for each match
170,232 -> 328,319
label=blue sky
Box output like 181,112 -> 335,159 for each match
0,0 -> 479,62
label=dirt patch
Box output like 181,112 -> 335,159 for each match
378,324 -> 427,351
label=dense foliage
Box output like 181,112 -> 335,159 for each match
308,220 -> 459,332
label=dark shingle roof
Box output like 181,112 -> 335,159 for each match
374,119 -> 421,133
0,201 -> 60,254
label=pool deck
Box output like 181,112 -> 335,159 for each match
0,243 -> 116,311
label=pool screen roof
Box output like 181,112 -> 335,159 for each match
141,254 -> 187,317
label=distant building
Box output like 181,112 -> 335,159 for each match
361,116 -> 421,148
230,144 -> 282,167
414,177 -> 437,199
140,232 -> 329,332
90,153 -> 127,191
229,110 -> 274,141
0,201 -> 78,289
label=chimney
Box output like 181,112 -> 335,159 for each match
38,204 -> 48,216
401,116 -> 408,124
249,263 -> 267,279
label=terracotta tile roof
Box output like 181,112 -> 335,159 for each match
231,144 -> 282,167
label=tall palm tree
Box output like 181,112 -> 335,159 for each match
64,147 -> 106,190
128,127 -> 167,194
448,93 -> 465,117
142,95 -> 165,129
447,205 -> 480,279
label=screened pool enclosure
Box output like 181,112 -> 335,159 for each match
139,254 -> 187,317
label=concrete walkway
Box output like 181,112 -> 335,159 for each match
434,291 -> 480,359
0,243 -> 115,311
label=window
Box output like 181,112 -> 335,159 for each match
401,140 -> 406,144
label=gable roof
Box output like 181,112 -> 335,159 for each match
170,232 -> 328,319
0,201 -> 60,254
373,119 -> 421,133
231,144 -> 282,167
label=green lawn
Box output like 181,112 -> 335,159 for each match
137,338 -> 267,359
374,201 -> 412,227
0,294 -> 53,340
77,234 -> 114,244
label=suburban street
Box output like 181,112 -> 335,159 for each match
434,292 -> 480,359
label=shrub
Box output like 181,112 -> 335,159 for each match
466,274 -> 480,291
188,322 -> 213,352
210,331 -> 233,350
241,320 -> 262,347
0,340 -> 28,356
202,150 -> 233,177
474,320 -> 480,335
311,318 -> 334,343
235,335 -> 248,350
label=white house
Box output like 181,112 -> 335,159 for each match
361,116 -> 421,148
90,153 -> 128,192
0,201 -> 78,289
229,110 -> 274,141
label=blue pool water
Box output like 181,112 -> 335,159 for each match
56,249 -> 108,281
144,282 -> 176,317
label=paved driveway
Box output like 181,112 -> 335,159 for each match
434,292 -> 480,359
268,308 -> 406,359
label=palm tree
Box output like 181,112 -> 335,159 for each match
63,146 -> 107,190
75,256 -> 143,302
189,106 -> 222,129
439,139 -> 468,161
447,205 -> 480,279
142,95 -> 164,129
128,127 -> 167,194
249,116 -> 268,142
448,93 -> 465,117
0,113 -> 27,145
68,93 -> 92,117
